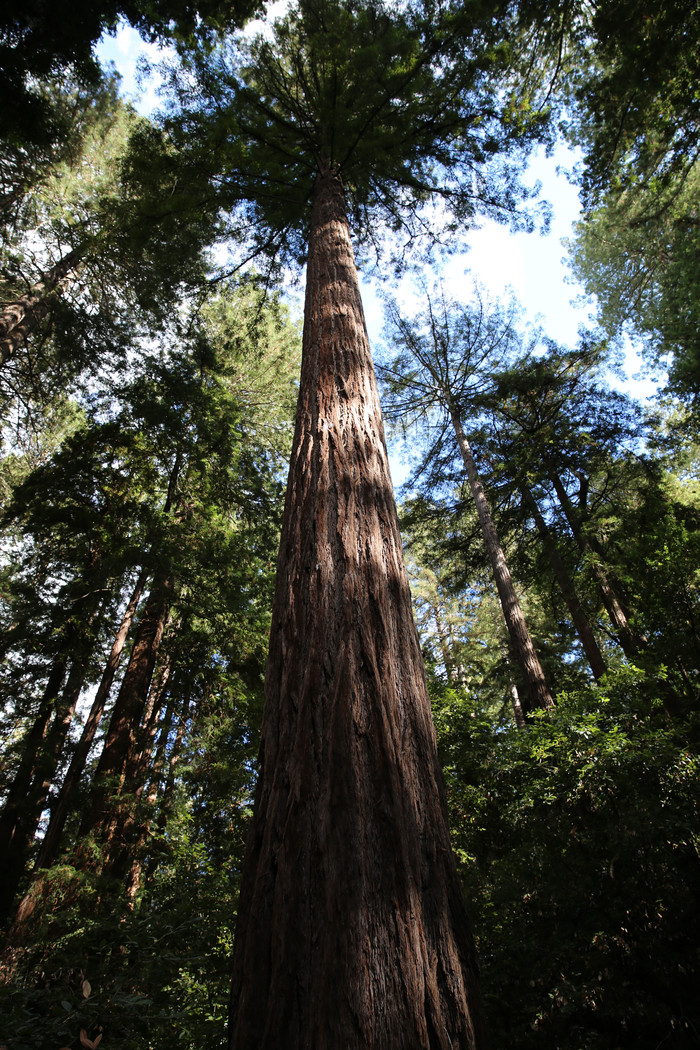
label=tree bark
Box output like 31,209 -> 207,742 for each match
0,247 -> 83,366
107,655 -> 174,887
154,693 -> 189,838
18,659 -> 86,854
77,575 -> 172,867
545,463 -> 643,659
519,480 -> 608,681
0,660 -> 87,924
25,572 -> 148,879
430,601 -> 461,690
125,687 -> 187,903
0,656 -> 67,924
127,631 -> 173,786
509,680 -> 526,729
448,406 -> 554,714
228,168 -> 488,1050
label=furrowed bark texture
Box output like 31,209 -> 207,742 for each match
448,407 -> 554,714
228,170 -> 488,1050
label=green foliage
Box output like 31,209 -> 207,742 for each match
2,2 -> 700,1047
557,0 -> 700,404
161,0 -> 547,279
0,278 -> 298,1046
568,164 -> 700,401
565,0 -> 700,207
2,816 -> 241,1049
0,0 -> 262,151
433,670 -> 700,1049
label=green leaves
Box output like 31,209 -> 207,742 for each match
163,0 -> 542,274
434,669 -> 700,1048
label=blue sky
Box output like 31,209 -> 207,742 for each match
98,24 -> 586,344
96,16 -> 657,409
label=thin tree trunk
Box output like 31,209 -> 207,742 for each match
495,643 -> 527,728
128,632 -> 173,783
520,480 -> 608,680
431,601 -> 459,689
154,694 -> 189,837
228,168 -> 488,1050
0,656 -> 67,923
77,576 -> 172,865
141,691 -> 192,891
77,454 -> 182,875
21,572 -> 148,883
448,406 -> 554,714
1,592 -> 110,928
105,657 -> 174,886
0,247 -> 83,366
0,662 -> 86,919
544,463 -> 643,658
21,660 -> 86,845
126,689 -> 187,903
546,467 -> 690,715
509,681 -> 526,728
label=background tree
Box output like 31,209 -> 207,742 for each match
0,278 -> 298,922
568,164 -> 700,402
0,71 -> 223,415
379,286 -> 554,713
485,341 -> 700,712
527,0 -> 700,402
2,2 -> 700,1048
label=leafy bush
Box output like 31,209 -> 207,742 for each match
436,668 -> 700,1049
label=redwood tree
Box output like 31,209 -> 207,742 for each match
230,166 -> 488,1049
164,0 -> 547,1043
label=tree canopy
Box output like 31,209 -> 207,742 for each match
1,2 -> 699,1048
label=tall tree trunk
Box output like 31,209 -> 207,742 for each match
544,463 -> 643,658
77,576 -> 172,867
519,480 -> 608,681
1,592 -> 108,927
21,660 -> 86,842
126,688 -> 187,903
0,656 -> 67,924
128,632 -> 173,784
431,601 -> 460,689
228,168 -> 488,1050
0,247 -> 83,366
33,571 -> 148,874
447,406 -> 554,714
0,662 -> 86,920
105,656 -> 174,886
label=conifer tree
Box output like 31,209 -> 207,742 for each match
160,0 -> 547,1043
0,279 -> 299,928
379,288 -> 554,713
